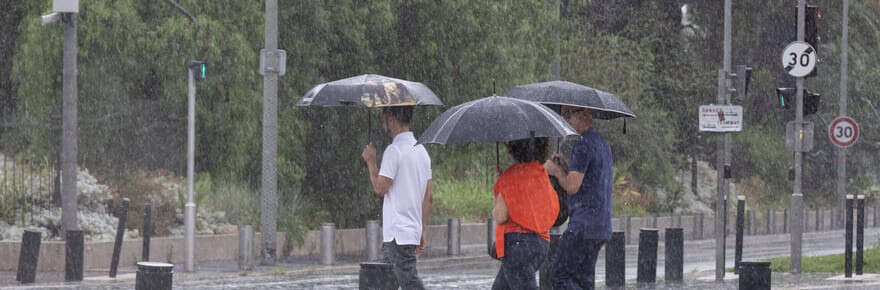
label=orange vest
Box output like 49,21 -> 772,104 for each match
493,162 -> 559,258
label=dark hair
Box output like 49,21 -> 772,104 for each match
382,106 -> 413,125
506,137 -> 549,164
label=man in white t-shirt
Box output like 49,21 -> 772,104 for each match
362,106 -> 432,289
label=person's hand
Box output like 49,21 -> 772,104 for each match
544,157 -> 563,177
416,231 -> 426,254
361,143 -> 377,164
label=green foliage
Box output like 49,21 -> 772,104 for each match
431,178 -> 493,225
3,0 -> 880,231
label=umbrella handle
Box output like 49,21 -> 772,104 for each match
495,142 -> 500,176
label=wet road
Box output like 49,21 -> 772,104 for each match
4,227 -> 879,289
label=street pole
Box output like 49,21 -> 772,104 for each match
60,9 -> 83,282
837,0 -> 850,228
61,11 -> 79,236
791,0 -> 806,274
184,65 -> 196,272
260,0 -> 280,265
715,0 -> 733,281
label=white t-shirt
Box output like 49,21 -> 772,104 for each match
379,131 -> 432,245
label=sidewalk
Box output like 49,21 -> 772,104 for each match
3,236 -> 880,289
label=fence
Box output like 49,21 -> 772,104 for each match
0,152 -> 58,226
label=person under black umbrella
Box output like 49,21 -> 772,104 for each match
299,74 -> 443,289
419,96 -> 575,289
360,106 -> 431,290
542,106 -> 614,290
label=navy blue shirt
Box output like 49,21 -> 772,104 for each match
566,128 -> 613,240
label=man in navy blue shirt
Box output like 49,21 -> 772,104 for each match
544,106 -> 613,290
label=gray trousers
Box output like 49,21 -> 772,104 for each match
383,240 -> 424,290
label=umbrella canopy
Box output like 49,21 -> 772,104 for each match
418,96 -> 577,145
297,74 -> 443,107
504,80 -> 635,119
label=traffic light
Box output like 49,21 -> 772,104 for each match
188,60 -> 206,81
776,88 -> 820,116
734,65 -> 752,100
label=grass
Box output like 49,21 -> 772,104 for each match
430,177 -> 493,225
754,247 -> 880,273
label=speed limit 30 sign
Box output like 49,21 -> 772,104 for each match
829,116 -> 859,148
781,41 -> 817,78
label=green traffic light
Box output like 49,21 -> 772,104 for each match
200,63 -> 206,79
779,95 -> 786,108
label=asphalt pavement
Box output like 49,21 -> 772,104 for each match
2,227 -> 880,289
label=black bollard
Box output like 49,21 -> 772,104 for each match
143,204 -> 152,262
65,230 -> 83,281
857,198 -> 866,273
110,198 -> 130,278
845,195 -> 854,278
605,231 -> 625,287
135,262 -> 173,290
735,196 -> 744,274
636,228 -> 658,283
665,228 -> 683,282
16,229 -> 42,284
738,261 -> 771,290
359,262 -> 398,290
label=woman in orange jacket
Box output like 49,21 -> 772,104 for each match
492,137 -> 559,289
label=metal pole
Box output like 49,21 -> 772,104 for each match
260,0 -> 280,266
845,195 -> 853,277
857,195 -> 864,275
735,196 -> 744,274
447,218 -> 461,256
366,220 -> 380,261
110,198 -> 130,278
605,232 -> 625,286
61,12 -> 78,234
320,222 -> 335,265
838,0 -> 850,221
717,0 -> 735,276
61,12 -> 82,281
238,225 -> 254,271
637,228 -> 659,283
184,66 -> 196,272
143,204 -> 152,262
665,228 -> 684,281
791,0 -> 806,275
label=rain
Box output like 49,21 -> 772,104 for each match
1,0 -> 879,289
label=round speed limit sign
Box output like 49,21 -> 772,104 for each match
829,116 -> 859,148
781,41 -> 817,77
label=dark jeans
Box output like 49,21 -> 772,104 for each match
551,232 -> 606,290
383,240 -> 424,290
492,233 -> 550,290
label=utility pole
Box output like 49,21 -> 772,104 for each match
715,0 -> 733,281
837,0 -> 849,230
184,62 -> 199,272
41,0 -> 82,281
791,0 -> 807,274
260,0 -> 285,265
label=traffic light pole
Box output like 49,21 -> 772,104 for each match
715,0 -> 733,281
185,64 -> 196,272
791,0 -> 806,275
837,0 -> 849,230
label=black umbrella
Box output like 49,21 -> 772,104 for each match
297,74 -> 443,107
418,96 -> 577,145
504,80 -> 635,120
297,74 -> 443,143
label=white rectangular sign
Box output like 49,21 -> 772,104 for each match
699,105 -> 743,132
